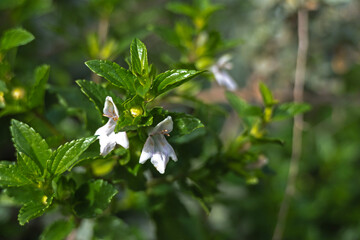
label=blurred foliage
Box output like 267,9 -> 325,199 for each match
0,0 -> 359,239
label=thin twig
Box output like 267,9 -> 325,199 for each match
272,9 -> 309,240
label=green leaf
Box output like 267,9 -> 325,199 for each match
166,2 -> 196,17
226,91 -> 262,117
154,69 -> 203,95
10,120 -> 51,172
4,186 -> 44,204
0,28 -> 34,51
0,0 -> 25,10
0,162 -> 33,187
273,102 -> 312,121
76,80 -> 121,116
259,82 -> 276,107
250,136 -> 284,146
85,60 -> 136,94
28,65 -> 50,109
47,136 -> 97,176
40,219 -> 75,240
170,112 -> 204,136
130,38 -> 148,76
18,196 -> 53,225
73,180 -> 118,218
17,152 -> 42,181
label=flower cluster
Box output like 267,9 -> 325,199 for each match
95,96 -> 177,174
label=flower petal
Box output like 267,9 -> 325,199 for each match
212,67 -> 237,91
99,135 -> 117,156
95,119 -> 116,137
150,152 -> 168,174
150,116 -> 173,135
114,131 -> 129,149
155,135 -> 177,162
139,136 -> 155,164
103,96 -> 119,120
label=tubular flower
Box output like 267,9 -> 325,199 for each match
210,54 -> 237,91
95,96 -> 129,156
139,116 -> 177,174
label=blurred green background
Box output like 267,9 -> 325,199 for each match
1,0 -> 360,239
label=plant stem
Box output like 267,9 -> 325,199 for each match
272,8 -> 309,240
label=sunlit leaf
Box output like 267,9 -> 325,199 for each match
0,28 -> 34,51
10,120 -> 51,172
47,136 -> 97,176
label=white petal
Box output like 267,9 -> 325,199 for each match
103,96 -> 119,120
98,135 -> 117,156
113,131 -> 129,149
155,135 -> 177,162
150,152 -> 167,174
217,54 -> 232,67
213,70 -> 237,91
95,119 -> 116,137
150,116 -> 173,135
139,136 -> 155,164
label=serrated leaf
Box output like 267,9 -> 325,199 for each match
47,136 -> 97,176
85,60 -> 136,94
273,102 -> 312,121
76,80 -> 121,116
259,82 -> 276,107
154,69 -> 203,95
40,219 -> 75,240
28,65 -> 50,109
18,196 -> 53,225
73,180 -> 118,218
4,186 -> 44,204
0,162 -> 33,187
10,120 -> 51,172
0,28 -> 34,51
170,112 -> 204,136
17,152 -> 42,181
130,38 -> 148,76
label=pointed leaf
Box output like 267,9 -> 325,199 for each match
130,38 -> 148,76
259,82 -> 276,107
0,162 -> 33,187
154,69 -> 203,95
40,219 -> 75,240
73,179 -> 118,218
85,60 -> 136,94
10,120 -> 51,172
170,112 -> 204,136
17,152 -> 42,180
76,80 -> 121,116
48,136 -> 97,176
226,91 -> 262,117
18,196 -> 53,225
0,28 -> 34,51
273,102 -> 312,121
28,65 -> 50,109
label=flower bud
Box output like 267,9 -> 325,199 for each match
11,87 -> 25,100
130,106 -> 143,117
42,195 -> 48,205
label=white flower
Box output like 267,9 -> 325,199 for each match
139,116 -> 177,174
210,54 -> 237,91
95,96 -> 129,156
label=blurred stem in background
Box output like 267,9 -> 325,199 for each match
273,8 -> 309,240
